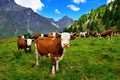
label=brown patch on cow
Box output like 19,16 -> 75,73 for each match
32,34 -> 41,40
35,37 -> 63,56
48,32 -> 61,38
100,30 -> 113,39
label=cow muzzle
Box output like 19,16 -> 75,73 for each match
27,45 -> 31,47
63,43 -> 69,48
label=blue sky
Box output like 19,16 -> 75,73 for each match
15,0 -> 114,21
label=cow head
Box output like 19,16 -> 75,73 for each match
26,39 -> 33,46
61,32 -> 71,48
18,35 -> 25,38
32,34 -> 41,40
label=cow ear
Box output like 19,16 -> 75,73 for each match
32,39 -> 34,41
25,39 -> 27,41
56,33 -> 61,38
18,36 -> 20,38
57,34 -> 61,38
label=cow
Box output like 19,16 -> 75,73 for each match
70,33 -> 79,40
88,31 -> 99,37
100,30 -> 113,39
34,32 -> 71,76
79,31 -> 89,38
17,35 -> 33,53
112,30 -> 120,36
48,32 -> 61,38
32,33 -> 42,40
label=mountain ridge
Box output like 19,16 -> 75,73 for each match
0,0 -> 74,38
46,16 -> 74,31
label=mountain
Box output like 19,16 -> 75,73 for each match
57,16 -> 74,31
47,16 -> 74,31
0,0 -> 75,38
65,0 -> 120,33
0,0 -> 59,38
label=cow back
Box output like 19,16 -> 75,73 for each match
35,37 -> 63,56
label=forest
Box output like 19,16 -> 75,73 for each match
64,0 -> 120,33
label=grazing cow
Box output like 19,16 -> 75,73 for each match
100,30 -> 113,39
88,31 -> 99,37
34,32 -> 71,76
80,31 -> 89,38
17,35 -> 33,53
112,30 -> 119,36
70,33 -> 79,40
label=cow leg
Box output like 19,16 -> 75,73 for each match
29,47 -> 32,53
36,52 -> 39,66
109,34 -> 112,39
18,47 -> 20,52
50,54 -> 56,76
18,47 -> 22,53
56,60 -> 60,71
24,48 -> 27,53
56,51 -> 65,71
35,43 -> 39,66
60,49 -> 65,60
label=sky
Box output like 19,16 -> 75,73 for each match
14,0 -> 115,21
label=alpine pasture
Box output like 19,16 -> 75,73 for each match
0,36 -> 120,80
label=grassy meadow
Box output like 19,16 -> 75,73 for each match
0,36 -> 120,80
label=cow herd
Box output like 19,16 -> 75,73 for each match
17,29 -> 119,76
72,29 -> 119,39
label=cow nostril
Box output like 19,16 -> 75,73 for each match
27,44 -> 31,47
63,44 -> 69,48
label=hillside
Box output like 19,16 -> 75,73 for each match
65,0 -> 120,32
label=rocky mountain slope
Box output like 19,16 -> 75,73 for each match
47,16 -> 74,31
0,0 -> 74,38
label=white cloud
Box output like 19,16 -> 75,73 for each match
67,5 -> 80,11
73,0 -> 86,4
14,0 -> 44,12
107,0 -> 115,4
55,9 -> 60,14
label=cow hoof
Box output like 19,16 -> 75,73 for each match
51,71 -> 55,77
34,64 -> 38,68
56,68 -> 59,71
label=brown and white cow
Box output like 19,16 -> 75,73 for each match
100,30 -> 113,39
17,35 -> 33,53
79,31 -> 89,38
88,31 -> 99,37
34,32 -> 71,76
112,30 -> 120,36
70,33 -> 80,40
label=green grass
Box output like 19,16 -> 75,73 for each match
0,37 -> 120,80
